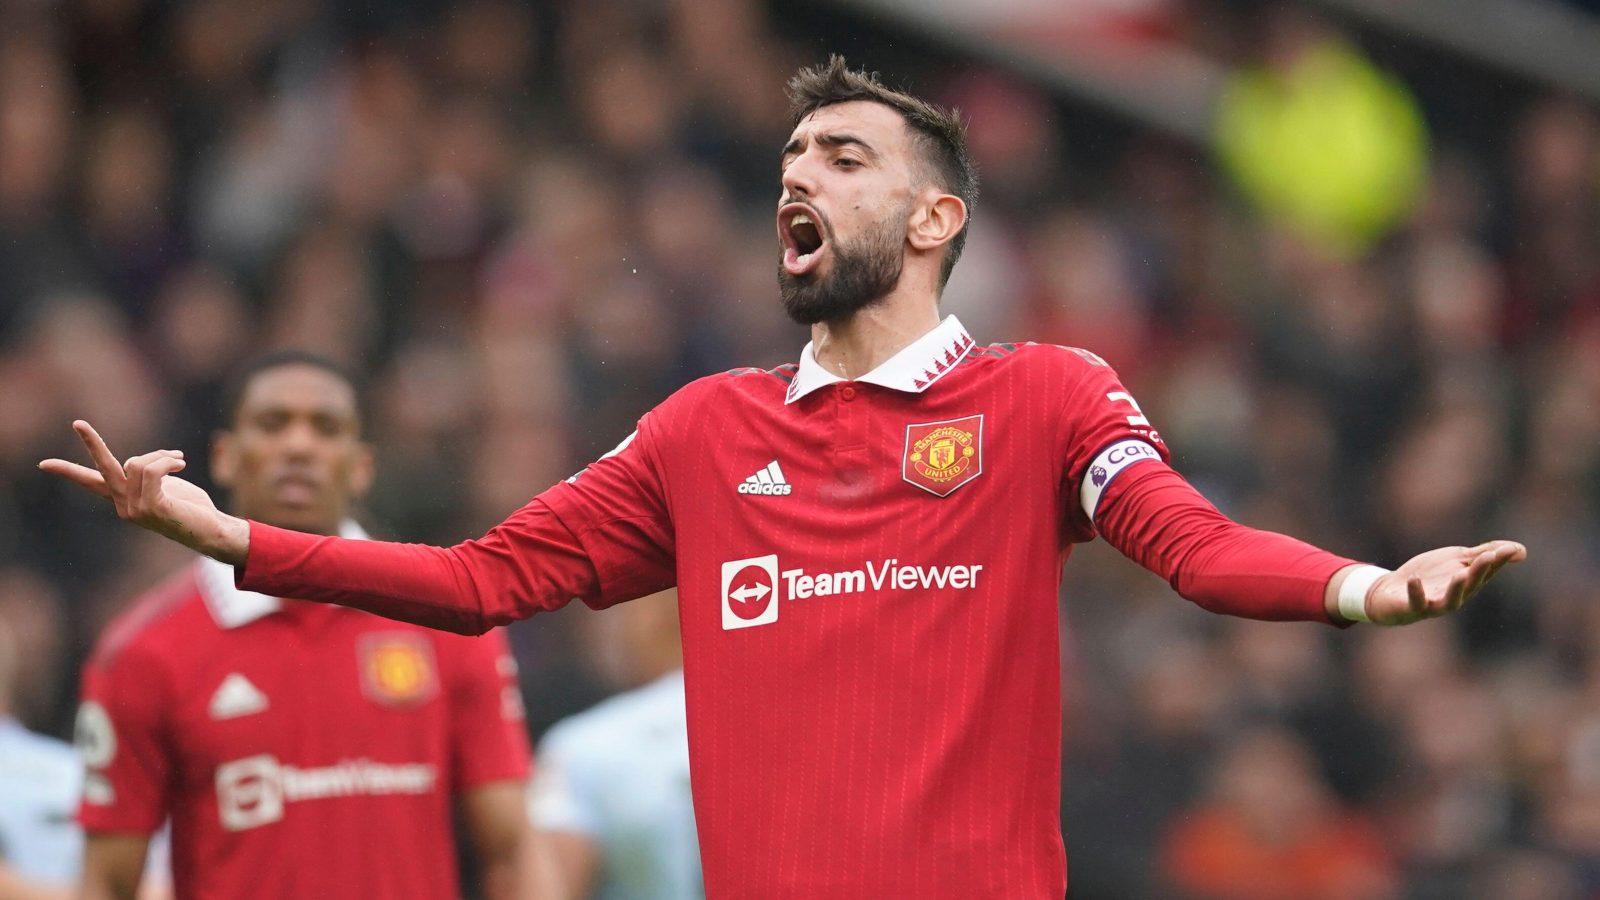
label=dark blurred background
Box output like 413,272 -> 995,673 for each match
0,0 -> 1597,896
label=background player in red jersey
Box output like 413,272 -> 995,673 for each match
69,354 -> 532,900
44,59 -> 1526,897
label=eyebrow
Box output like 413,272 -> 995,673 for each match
249,403 -> 356,423
781,131 -> 880,163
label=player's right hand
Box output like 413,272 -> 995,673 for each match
38,420 -> 249,565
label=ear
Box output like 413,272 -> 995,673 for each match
907,191 -> 967,255
348,442 -> 376,499
211,430 -> 237,489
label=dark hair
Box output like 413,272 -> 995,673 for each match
786,55 -> 978,289
221,351 -> 365,430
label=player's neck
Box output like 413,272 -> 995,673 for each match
809,294 -> 941,381
240,510 -> 343,540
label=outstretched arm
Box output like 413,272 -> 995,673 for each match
40,419 -> 675,633
39,421 -> 574,633
1052,348 -> 1525,626
1093,461 -> 1525,626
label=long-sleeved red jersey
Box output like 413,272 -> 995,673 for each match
239,317 -> 1355,898
79,559 -> 530,900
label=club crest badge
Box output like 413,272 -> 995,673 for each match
903,414 -> 984,497
359,633 -> 439,706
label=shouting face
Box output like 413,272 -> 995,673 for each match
776,101 -> 923,325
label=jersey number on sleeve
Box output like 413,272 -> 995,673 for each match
1106,392 -> 1150,428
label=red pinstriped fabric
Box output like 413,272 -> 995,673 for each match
241,332 -> 1350,897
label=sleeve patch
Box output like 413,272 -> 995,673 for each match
75,701 -> 117,770
1080,439 -> 1162,522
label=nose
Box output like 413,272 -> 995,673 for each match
280,419 -> 320,457
781,152 -> 818,203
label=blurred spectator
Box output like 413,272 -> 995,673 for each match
1027,210 -> 1153,372
1215,9 -> 1427,255
80,108 -> 184,318
1471,848 -> 1585,900
1161,727 -> 1399,899
0,26 -> 82,339
1505,98 -> 1600,346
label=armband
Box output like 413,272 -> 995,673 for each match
1079,439 -> 1162,522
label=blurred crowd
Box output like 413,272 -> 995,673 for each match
0,0 -> 1596,897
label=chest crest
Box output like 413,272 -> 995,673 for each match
902,414 -> 984,497
358,633 -> 440,706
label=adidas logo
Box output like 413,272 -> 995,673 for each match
209,673 -> 269,721
737,461 -> 792,496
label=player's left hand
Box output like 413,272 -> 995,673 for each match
1364,541 -> 1527,625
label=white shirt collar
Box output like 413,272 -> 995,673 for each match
199,520 -> 368,629
785,315 -> 975,404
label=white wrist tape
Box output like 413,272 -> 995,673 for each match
1337,565 -> 1389,623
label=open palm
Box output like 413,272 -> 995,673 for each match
1364,541 -> 1527,625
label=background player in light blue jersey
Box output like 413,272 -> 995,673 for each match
0,612 -> 81,899
528,590 -> 700,900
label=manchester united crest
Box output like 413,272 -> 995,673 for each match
358,633 -> 439,706
903,414 -> 984,497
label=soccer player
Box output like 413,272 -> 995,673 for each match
528,589 -> 700,899
67,354 -> 532,900
0,613 -> 82,900
43,59 -> 1526,897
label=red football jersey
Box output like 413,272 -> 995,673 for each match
77,553 -> 530,900
238,316 -> 1353,896
543,318 -> 1154,897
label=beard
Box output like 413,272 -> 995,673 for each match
777,207 -> 905,326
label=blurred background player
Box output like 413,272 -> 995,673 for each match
73,353 -> 532,899
0,613 -> 80,900
528,589 -> 700,900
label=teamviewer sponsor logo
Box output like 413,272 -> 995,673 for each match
216,755 -> 285,831
720,554 -> 985,630
721,555 -> 779,629
216,754 -> 439,831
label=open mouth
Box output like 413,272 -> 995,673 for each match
778,203 -> 829,277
